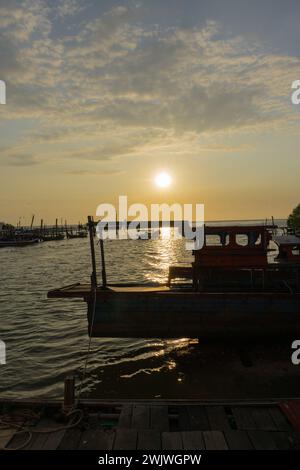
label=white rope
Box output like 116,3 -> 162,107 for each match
2,409 -> 83,451
77,285 -> 97,400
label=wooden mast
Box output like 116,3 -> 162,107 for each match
100,238 -> 107,288
88,216 -> 97,288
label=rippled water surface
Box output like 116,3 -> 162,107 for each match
0,232 -> 195,399
2,220 -> 299,401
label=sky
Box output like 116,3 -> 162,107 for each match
0,0 -> 300,225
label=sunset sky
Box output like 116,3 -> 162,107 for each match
0,0 -> 300,225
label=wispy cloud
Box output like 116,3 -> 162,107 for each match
0,1 -> 300,171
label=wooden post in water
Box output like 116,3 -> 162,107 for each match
88,216 -> 97,288
100,239 -> 107,288
63,375 -> 75,413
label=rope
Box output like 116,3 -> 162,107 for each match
1,408 -> 83,451
283,280 -> 293,294
77,285 -> 97,400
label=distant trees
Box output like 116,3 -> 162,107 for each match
3,223 -> 15,230
287,204 -> 300,232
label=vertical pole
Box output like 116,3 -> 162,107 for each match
100,239 -> 107,288
63,375 -> 75,413
88,216 -> 97,288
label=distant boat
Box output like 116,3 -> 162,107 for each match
41,234 -> 65,242
66,231 -> 87,239
0,238 -> 40,248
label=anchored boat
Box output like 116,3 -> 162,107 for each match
0,238 -> 40,248
41,233 -> 65,242
47,219 -> 300,340
66,231 -> 87,239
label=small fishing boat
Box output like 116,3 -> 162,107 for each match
41,234 -> 65,242
48,219 -> 300,340
66,231 -> 87,239
0,238 -> 40,248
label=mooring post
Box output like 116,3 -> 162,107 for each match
100,239 -> 107,288
63,375 -> 75,413
88,215 -> 97,288
40,219 -> 43,239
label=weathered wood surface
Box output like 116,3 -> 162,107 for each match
2,401 -> 300,450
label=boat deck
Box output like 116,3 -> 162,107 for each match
1,399 -> 300,450
47,282 -> 300,299
47,283 -> 171,298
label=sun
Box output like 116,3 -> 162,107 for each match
155,172 -> 172,188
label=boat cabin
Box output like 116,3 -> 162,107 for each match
274,235 -> 300,262
194,225 -> 272,268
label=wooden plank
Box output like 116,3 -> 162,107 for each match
137,429 -> 161,450
110,286 -> 170,293
186,406 -> 209,430
287,431 -> 300,449
0,428 -> 16,450
114,428 -> 137,450
269,406 -> 293,431
280,402 -> 300,432
58,428 -> 82,450
271,431 -> 293,450
247,430 -> 277,450
79,429 -> 114,450
206,406 -> 231,431
30,418 -> 67,450
251,408 -> 277,431
118,405 -> 132,428
42,429 -> 66,450
5,430 -> 31,450
224,430 -> 253,450
232,407 -> 257,430
132,405 -> 150,429
203,431 -> 228,450
28,433 -> 48,450
28,418 -> 54,450
150,406 -> 169,431
162,432 -> 183,450
182,431 -> 204,450
178,406 -> 191,430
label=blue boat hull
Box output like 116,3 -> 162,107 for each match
87,290 -> 300,339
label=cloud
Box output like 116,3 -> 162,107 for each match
66,168 -> 124,176
55,0 -> 86,18
0,150 -> 39,166
1,2 -> 300,168
0,0 -> 51,42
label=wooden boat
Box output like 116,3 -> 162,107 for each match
66,231 -> 87,239
41,234 -> 65,242
48,283 -> 300,339
0,238 -> 39,248
47,221 -> 300,340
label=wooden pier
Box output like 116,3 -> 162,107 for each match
1,398 -> 300,450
